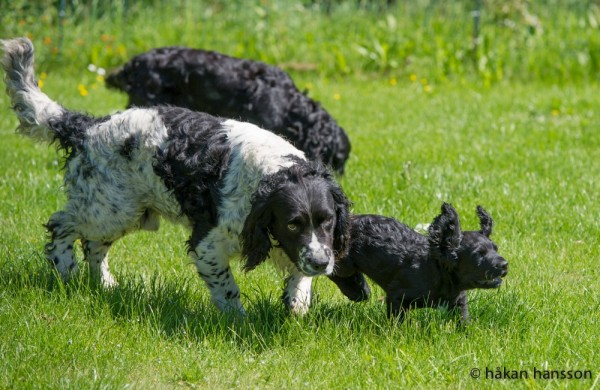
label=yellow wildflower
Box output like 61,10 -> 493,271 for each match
551,109 -> 559,116
389,78 -> 397,86
424,85 -> 432,93
43,36 -> 52,45
409,74 -> 417,82
78,84 -> 88,97
334,93 -> 341,100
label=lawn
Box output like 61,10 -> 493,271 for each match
1,1 -> 599,389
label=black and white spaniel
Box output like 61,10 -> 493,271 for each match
1,37 -> 350,316
105,46 -> 351,174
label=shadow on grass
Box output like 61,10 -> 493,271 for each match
0,255 -> 290,351
310,286 -> 527,339
98,274 -> 292,352
0,255 -> 522,351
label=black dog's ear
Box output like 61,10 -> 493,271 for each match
429,203 -> 463,260
476,205 -> 493,237
332,129 -> 350,175
330,181 -> 352,259
241,197 -> 273,272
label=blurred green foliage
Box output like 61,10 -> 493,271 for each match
1,0 -> 599,84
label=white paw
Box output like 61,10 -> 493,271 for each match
288,297 -> 310,316
214,297 -> 246,317
101,274 -> 118,288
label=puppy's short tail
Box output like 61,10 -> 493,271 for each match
1,37 -> 84,149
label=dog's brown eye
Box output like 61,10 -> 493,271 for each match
322,217 -> 333,227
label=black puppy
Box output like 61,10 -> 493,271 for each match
329,203 -> 508,323
105,47 -> 351,174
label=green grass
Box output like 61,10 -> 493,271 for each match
1,1 -> 600,388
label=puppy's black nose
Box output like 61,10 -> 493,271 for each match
498,258 -> 508,275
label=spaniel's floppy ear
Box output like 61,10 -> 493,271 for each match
476,205 -> 493,237
330,181 -> 351,258
241,194 -> 273,272
429,203 -> 463,264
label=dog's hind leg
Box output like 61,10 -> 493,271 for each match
386,295 -> 409,323
44,211 -> 80,281
81,239 -> 117,288
190,227 -> 245,316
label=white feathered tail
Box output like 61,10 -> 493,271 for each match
1,37 -> 67,144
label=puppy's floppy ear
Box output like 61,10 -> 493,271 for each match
329,180 -> 352,259
429,203 -> 463,261
476,205 -> 493,237
241,194 -> 273,272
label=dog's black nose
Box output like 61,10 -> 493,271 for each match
498,258 -> 508,276
309,257 -> 329,272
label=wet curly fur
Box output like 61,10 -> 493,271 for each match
1,37 -> 351,316
105,46 -> 351,174
329,203 -> 508,324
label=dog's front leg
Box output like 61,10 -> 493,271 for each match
82,239 -> 117,288
447,291 -> 470,325
328,273 -> 371,302
282,271 -> 313,315
190,228 -> 245,316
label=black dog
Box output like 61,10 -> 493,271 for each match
105,46 -> 351,174
329,203 -> 508,323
